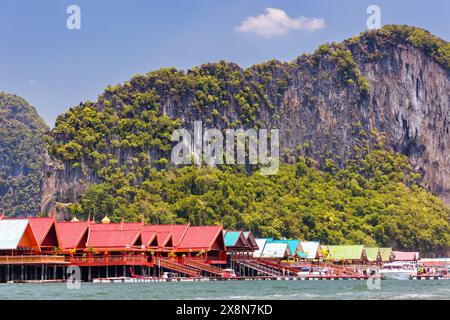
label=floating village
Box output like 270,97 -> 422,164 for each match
0,214 -> 449,284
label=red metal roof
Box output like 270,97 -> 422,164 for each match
87,228 -> 141,249
28,217 -> 55,245
178,226 -> 224,250
142,224 -> 189,247
55,221 -> 89,249
141,230 -> 157,247
88,222 -> 143,231
155,231 -> 173,247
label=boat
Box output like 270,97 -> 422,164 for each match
379,262 -> 417,280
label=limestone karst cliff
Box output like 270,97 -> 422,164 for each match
43,25 -> 450,211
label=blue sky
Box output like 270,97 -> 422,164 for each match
1,0 -> 449,126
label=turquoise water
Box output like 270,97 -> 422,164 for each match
0,280 -> 449,300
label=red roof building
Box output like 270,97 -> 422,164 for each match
141,231 -> 158,248
86,228 -> 143,251
28,217 -> 59,250
55,221 -> 89,252
143,224 -> 189,247
178,226 -> 224,251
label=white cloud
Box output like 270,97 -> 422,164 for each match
236,8 -> 325,38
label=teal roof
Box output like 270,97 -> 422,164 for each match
269,239 -> 302,257
224,231 -> 242,247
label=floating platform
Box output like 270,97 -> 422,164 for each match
92,275 -> 381,283
7,279 -> 66,284
410,275 -> 449,280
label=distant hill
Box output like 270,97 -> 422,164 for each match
0,92 -> 48,216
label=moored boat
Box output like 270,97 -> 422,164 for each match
379,262 -> 417,280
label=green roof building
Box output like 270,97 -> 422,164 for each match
364,247 -> 381,263
325,245 -> 367,262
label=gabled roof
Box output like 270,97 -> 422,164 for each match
155,231 -> 173,248
243,231 -> 259,250
55,221 -> 89,249
393,251 -> 419,261
28,217 -> 59,247
269,240 -> 302,257
28,218 -> 53,243
0,220 -> 40,251
254,238 -> 269,257
300,241 -> 322,259
142,224 -> 189,247
260,242 -> 291,258
141,231 -> 158,247
364,247 -> 381,262
326,245 -> 366,261
224,231 -> 248,248
224,231 -> 242,247
87,229 -> 142,249
178,226 -> 224,251
379,248 -> 393,262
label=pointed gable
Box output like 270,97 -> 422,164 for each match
142,224 -> 189,247
55,221 -> 89,250
153,231 -> 173,248
326,245 -> 366,261
260,242 -> 291,258
254,238 -> 269,257
86,227 -> 142,249
224,231 -> 248,249
141,231 -> 158,248
0,220 -> 40,251
269,240 -> 302,257
393,251 -> 419,261
178,226 -> 224,252
300,241 -> 322,259
29,217 -> 59,247
365,247 -> 381,262
243,231 -> 259,250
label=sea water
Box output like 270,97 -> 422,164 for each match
0,280 -> 449,300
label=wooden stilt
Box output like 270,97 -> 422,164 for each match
88,266 -> 92,282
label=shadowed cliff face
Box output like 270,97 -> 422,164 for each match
0,93 -> 48,216
43,25 -> 450,211
349,36 -> 450,202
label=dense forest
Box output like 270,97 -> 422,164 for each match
66,134 -> 450,253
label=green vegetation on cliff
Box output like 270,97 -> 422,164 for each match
68,140 -> 450,253
0,92 -> 48,216
28,25 -> 450,253
349,25 -> 450,70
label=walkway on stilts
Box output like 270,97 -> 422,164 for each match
183,259 -> 225,277
157,258 -> 201,277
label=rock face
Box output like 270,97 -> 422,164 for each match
0,92 -> 48,216
43,25 -> 450,212
350,39 -> 450,201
